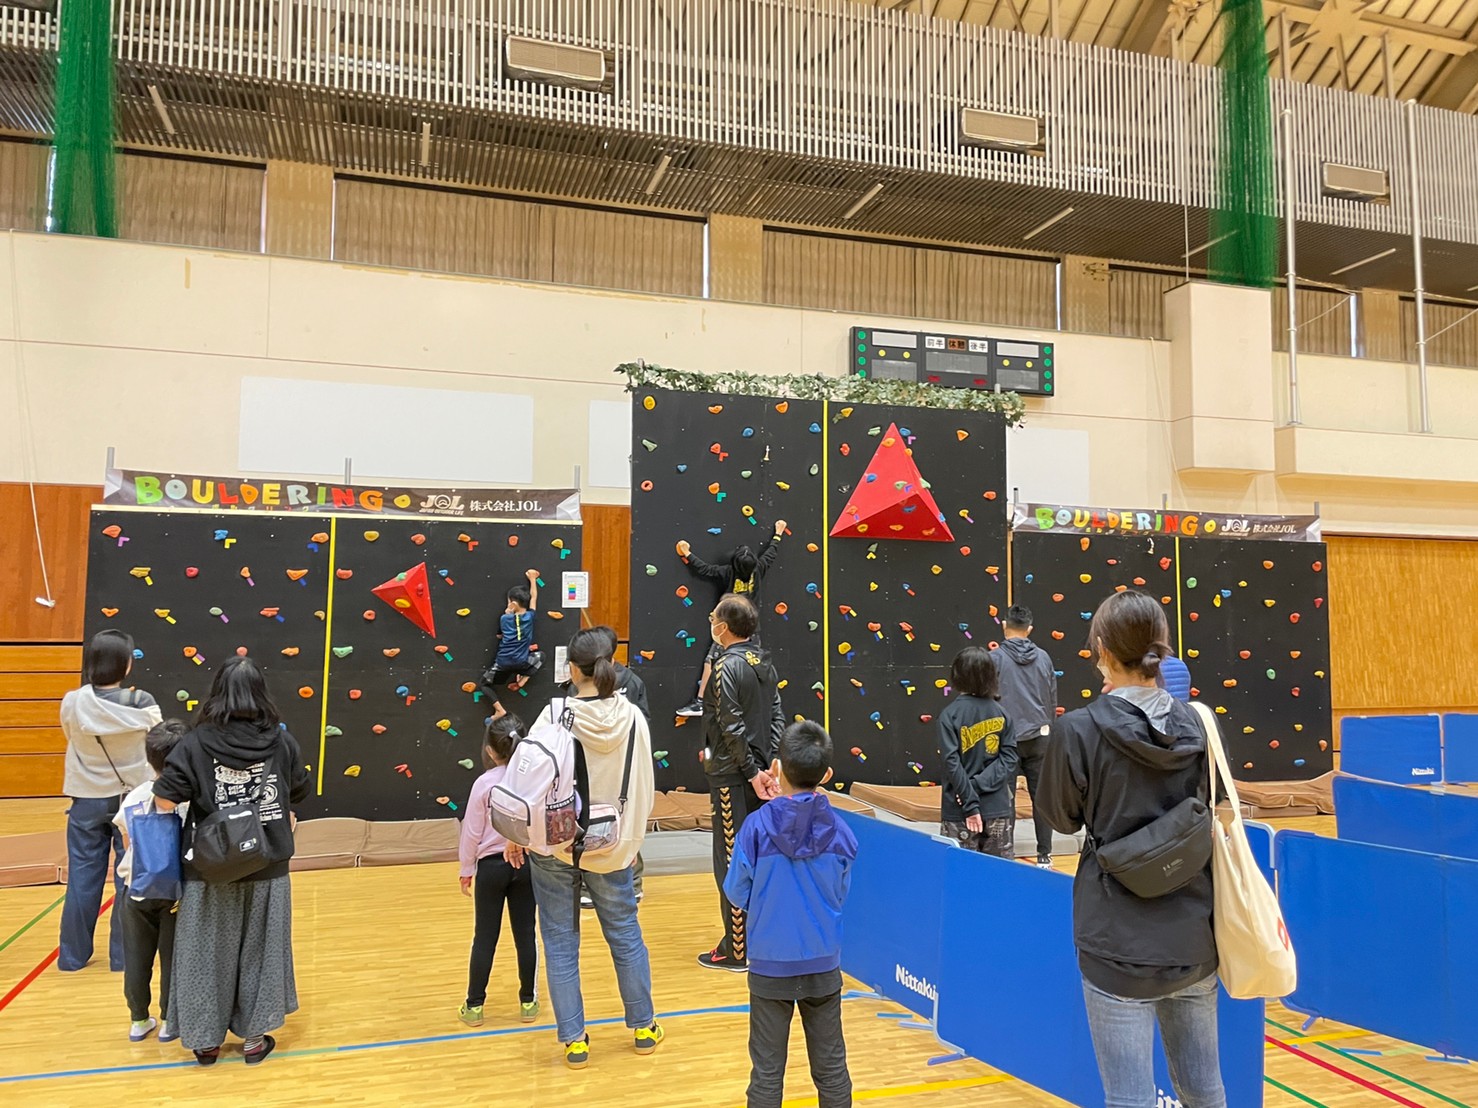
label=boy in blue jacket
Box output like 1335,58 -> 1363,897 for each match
724,720 -> 857,1108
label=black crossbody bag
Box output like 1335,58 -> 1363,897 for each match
191,772 -> 271,884
1092,795 -> 1212,899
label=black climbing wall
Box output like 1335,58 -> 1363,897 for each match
1178,540 -> 1332,781
630,388 -> 1009,792
1011,531 -> 1332,780
84,509 -> 582,819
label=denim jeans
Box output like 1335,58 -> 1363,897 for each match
529,853 -> 655,1044
60,796 -> 127,972
1081,973 -> 1227,1108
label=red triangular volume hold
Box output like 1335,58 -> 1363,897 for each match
372,562 -> 437,636
830,423 -> 955,542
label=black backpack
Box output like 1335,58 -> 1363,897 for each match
191,774 -> 271,884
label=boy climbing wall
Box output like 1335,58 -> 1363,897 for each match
483,569 -> 543,692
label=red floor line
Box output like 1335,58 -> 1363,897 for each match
0,895 -> 115,1015
1265,1035 -> 1426,1108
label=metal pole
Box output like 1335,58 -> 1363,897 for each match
1282,109 -> 1301,426
1405,100 -> 1432,434
344,458 -> 352,484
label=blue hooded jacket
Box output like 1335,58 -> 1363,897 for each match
1159,654 -> 1193,702
723,792 -> 858,978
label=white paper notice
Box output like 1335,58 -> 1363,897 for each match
562,571 -> 590,609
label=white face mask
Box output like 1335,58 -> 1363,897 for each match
710,620 -> 724,645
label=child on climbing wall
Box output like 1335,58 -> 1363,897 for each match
937,646 -> 1020,858
674,520 -> 787,717
457,711 -> 539,1028
483,569 -> 543,691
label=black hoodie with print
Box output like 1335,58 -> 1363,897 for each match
1038,692 -> 1216,998
155,720 -> 311,882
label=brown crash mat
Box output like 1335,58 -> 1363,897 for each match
850,783 -> 942,824
1235,771 -> 1336,816
649,791 -> 701,832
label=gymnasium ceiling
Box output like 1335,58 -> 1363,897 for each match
846,0 -> 1478,112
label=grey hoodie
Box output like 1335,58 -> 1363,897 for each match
992,636 -> 1058,743
59,685 -> 163,798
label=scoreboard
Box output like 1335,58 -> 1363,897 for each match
849,327 -> 1056,397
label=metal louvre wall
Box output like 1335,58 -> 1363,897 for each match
2,1 -> 1478,247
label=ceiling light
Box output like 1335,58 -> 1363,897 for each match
643,154 -> 672,196
1182,231 -> 1236,259
1329,248 -> 1397,276
843,183 -> 884,221
419,121 -> 432,166
147,85 -> 176,136
1022,207 -> 1074,242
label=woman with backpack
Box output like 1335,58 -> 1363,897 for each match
504,628 -> 659,1070
152,655 -> 311,1066
58,629 -> 164,971
1037,590 -> 1226,1108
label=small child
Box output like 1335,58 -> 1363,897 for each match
484,569 -> 543,691
938,646 -> 1020,857
724,720 -> 857,1108
113,718 -> 189,1043
457,712 -> 539,1027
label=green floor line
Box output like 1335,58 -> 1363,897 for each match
1264,1075 -> 1330,1108
0,894 -> 65,956
1267,1016 -> 1472,1108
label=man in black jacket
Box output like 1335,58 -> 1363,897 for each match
992,605 -> 1059,867
697,593 -> 783,972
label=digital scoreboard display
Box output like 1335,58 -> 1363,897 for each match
849,327 -> 1055,397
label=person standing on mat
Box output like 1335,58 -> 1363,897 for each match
58,629 -> 164,973
1037,590 -> 1224,1108
674,519 -> 787,717
697,593 -> 783,972
992,605 -> 1059,868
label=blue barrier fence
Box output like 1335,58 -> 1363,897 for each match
1277,829 -> 1478,1061
1335,775 -> 1478,860
838,812 -> 1265,1106
1339,714 -> 1442,784
1442,713 -> 1478,784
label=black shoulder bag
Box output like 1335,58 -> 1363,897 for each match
191,770 -> 271,884
1092,795 -> 1212,899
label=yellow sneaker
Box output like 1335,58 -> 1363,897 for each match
458,1003 -> 484,1027
564,1035 -> 590,1069
634,1022 -> 665,1056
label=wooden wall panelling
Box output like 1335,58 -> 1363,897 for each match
0,483 -> 99,641
582,504 -> 632,642
0,754 -> 64,797
1,643 -> 80,799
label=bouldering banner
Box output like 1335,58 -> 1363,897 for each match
103,468 -> 581,521
1014,503 -> 1320,543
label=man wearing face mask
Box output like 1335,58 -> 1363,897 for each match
697,593 -> 784,973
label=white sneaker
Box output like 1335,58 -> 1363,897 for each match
129,1017 -> 157,1042
159,1020 -> 179,1043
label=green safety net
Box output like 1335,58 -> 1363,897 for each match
1210,0 -> 1276,288
51,0 -> 117,237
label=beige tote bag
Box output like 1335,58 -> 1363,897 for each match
1190,701 -> 1298,1000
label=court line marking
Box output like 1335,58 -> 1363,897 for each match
0,893 -> 65,955
1264,1075 -> 1331,1107
772,1073 -> 1012,1107
1266,1035 -> 1426,1108
1268,1016 -> 1473,1108
0,895 -> 114,1015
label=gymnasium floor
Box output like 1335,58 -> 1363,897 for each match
1,801 -> 1474,1107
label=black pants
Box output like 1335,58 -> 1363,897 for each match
747,990 -> 852,1108
467,853 -> 538,1007
710,775 -> 764,961
1016,737 -> 1055,858
120,895 -> 177,1022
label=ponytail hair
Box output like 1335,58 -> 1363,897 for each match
567,628 -> 617,699
1087,590 -> 1172,680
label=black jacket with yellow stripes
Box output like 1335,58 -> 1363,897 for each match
702,641 -> 784,781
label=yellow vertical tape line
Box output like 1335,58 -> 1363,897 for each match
316,517 -> 338,796
1174,535 -> 1184,656
821,399 -> 831,733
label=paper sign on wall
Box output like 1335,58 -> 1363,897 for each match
562,571 -> 590,609
554,646 -> 570,685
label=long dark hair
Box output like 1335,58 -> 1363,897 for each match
567,628 -> 617,699
84,629 -> 134,686
1088,590 -> 1172,680
730,545 -> 758,583
198,655 -> 281,729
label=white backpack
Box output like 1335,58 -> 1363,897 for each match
489,699 -> 578,854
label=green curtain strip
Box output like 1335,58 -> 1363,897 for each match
1265,1016 -> 1472,1108
51,0 -> 118,236
1211,0 -> 1277,288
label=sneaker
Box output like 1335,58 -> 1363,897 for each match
675,699 -> 704,718
520,999 -> 540,1024
634,1022 -> 665,1056
243,1035 -> 276,1065
129,1017 -> 157,1042
634,889 -> 644,904
459,1003 -> 485,1027
580,893 -> 594,910
159,1021 -> 179,1044
1037,856 -> 1053,870
564,1035 -> 590,1069
526,651 -> 545,674
696,948 -> 748,973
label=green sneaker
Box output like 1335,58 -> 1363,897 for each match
458,1003 -> 484,1027
520,999 -> 540,1024
564,1035 -> 590,1069
634,1022 -> 665,1056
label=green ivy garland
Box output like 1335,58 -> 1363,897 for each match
616,361 -> 1026,426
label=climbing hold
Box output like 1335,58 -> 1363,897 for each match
344,765 -> 362,777
364,531 -> 380,542
332,646 -> 354,659
645,565 -> 658,576
1132,577 -> 1146,587
154,608 -> 176,624
1239,650 -> 1251,659
286,569 -> 309,581
130,567 -> 153,584
959,546 -> 971,556
1314,597 -> 1324,608
741,427 -> 755,438
100,607 -> 119,617
1289,613 -> 1302,624
175,690 -> 189,702
547,611 -> 565,620
324,726 -> 343,738
298,686 -> 314,698
1080,537 -> 1091,552
181,646 -> 196,658
956,429 -> 969,441
1264,599 -> 1276,608
1185,577 -> 1197,588
931,565 -> 942,575
1189,612 -> 1199,621
348,689 -> 363,701
457,607 -> 471,617
1263,560 -> 1274,570
373,725 -> 388,734
1265,668 -> 1276,679
363,609 -> 377,621
838,642 -> 852,654
1312,560 -> 1323,572
984,491 -> 998,500
810,464 -> 819,476
809,422 -> 821,433
184,567 -> 199,579
1289,650 -> 1301,659
1223,679 -> 1238,688
1079,573 -> 1092,584
641,439 -> 658,452
259,607 -> 280,618
1159,557 -> 1172,571
1051,631 -> 1065,640
280,647 -> 300,657
1052,593 -> 1065,602
240,567 -> 255,585
334,569 -> 353,580
776,401 -> 789,413
383,648 -> 400,658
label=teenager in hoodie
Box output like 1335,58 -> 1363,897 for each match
58,630 -> 163,972
674,518 -> 787,716
698,593 -> 784,973
992,605 -> 1059,867
1038,591 -> 1225,1108
505,628 -> 660,1071
152,655 -> 311,1066
725,720 -> 857,1108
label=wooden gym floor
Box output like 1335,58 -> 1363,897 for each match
1,802 -> 1475,1107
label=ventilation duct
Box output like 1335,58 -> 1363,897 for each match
504,37 -> 607,92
